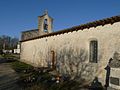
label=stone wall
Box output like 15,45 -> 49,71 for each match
20,22 -> 120,85
38,14 -> 53,35
21,29 -> 39,41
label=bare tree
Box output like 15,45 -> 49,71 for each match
0,35 -> 19,50
57,48 -> 98,85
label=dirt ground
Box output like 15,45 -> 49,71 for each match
0,59 -> 20,90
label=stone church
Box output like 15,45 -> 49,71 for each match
20,11 -> 120,85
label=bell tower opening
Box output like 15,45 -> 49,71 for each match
38,10 -> 53,35
44,19 -> 48,32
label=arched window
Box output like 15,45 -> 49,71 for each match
44,19 -> 48,32
89,40 -> 98,63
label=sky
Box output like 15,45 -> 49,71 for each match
0,0 -> 120,39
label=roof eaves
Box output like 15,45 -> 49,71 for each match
20,15 -> 120,42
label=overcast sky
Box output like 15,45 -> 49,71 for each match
0,0 -> 120,38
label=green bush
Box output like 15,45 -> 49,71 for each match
11,60 -> 33,72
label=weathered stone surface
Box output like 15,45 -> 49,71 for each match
20,21 -> 120,85
110,52 -> 120,68
20,13 -> 120,86
21,29 -> 39,41
38,13 -> 53,35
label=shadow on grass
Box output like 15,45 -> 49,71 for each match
10,60 -> 105,90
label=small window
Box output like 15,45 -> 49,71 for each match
44,19 -> 48,32
89,40 -> 98,63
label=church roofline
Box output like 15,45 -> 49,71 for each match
20,15 -> 120,42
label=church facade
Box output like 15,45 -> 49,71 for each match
20,12 -> 120,85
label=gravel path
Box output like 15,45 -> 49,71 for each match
0,59 -> 21,90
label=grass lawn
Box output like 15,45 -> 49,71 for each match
0,55 -> 3,58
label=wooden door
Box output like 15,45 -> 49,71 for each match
51,50 -> 55,69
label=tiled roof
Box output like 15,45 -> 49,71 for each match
20,15 -> 120,42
